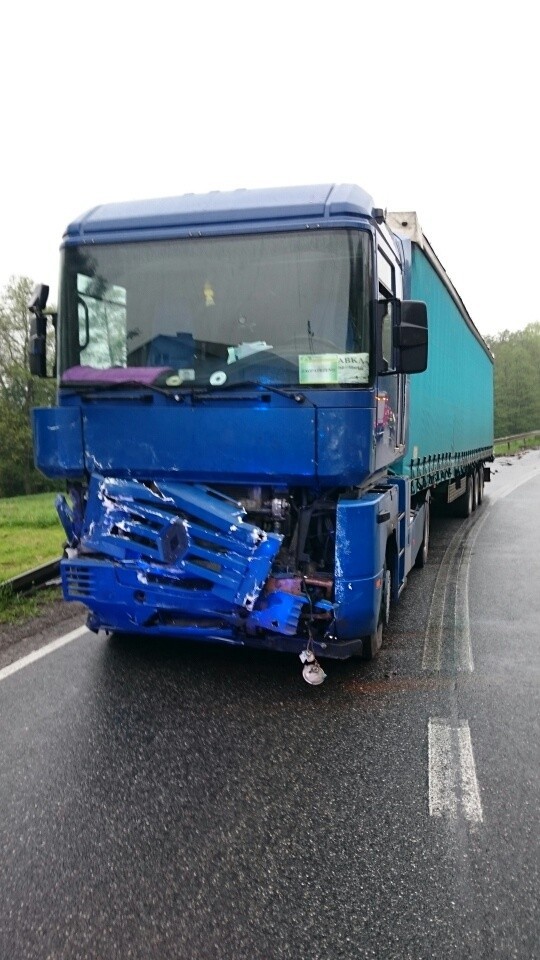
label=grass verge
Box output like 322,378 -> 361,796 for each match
0,492 -> 64,582
0,583 -> 63,625
493,434 -> 540,457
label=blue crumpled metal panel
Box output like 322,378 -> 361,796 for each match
77,475 -> 282,610
81,479 -> 189,564
60,476 -> 311,637
246,591 -> 308,636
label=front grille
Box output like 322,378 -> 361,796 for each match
63,562 -> 94,598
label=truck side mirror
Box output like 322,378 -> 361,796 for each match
396,300 -> 428,374
29,283 -> 49,314
28,283 -> 50,378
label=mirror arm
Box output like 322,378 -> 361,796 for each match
28,284 -> 54,378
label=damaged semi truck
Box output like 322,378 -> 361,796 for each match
29,184 -> 493,683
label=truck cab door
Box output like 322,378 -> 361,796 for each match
376,242 -> 406,457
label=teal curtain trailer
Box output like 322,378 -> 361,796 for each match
388,212 -> 494,499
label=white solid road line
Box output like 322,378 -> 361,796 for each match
428,718 -> 483,823
422,460 -> 539,674
0,625 -> 88,684
422,518 -> 476,672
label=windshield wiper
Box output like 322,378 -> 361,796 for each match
62,380 -> 187,402
191,380 -> 308,403
62,377 -> 311,405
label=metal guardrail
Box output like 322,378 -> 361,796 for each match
494,430 -> 540,444
1,558 -> 62,595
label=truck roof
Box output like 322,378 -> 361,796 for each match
64,183 -> 375,241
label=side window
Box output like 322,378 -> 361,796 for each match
378,249 -> 396,371
77,275 -> 127,368
379,287 -> 393,369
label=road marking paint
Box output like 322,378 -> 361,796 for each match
423,459 -> 540,674
422,519 -> 473,671
457,723 -> 484,823
0,625 -> 88,683
428,718 -> 483,822
454,540 -> 474,672
423,510 -> 490,673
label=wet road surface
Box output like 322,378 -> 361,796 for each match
0,453 -> 539,959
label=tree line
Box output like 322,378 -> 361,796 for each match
0,276 -> 539,497
0,277 -> 56,497
484,323 -> 540,437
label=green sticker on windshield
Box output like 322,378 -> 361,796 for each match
299,354 -> 337,384
299,353 -> 369,385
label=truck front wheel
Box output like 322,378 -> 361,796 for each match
362,566 -> 391,660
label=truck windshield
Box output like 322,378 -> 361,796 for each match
59,228 -> 372,389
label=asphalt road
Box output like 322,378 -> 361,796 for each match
0,453 -> 538,960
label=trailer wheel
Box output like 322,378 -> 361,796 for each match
361,567 -> 391,660
454,474 -> 473,518
415,498 -> 430,568
477,467 -> 484,506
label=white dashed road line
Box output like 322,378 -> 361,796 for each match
428,718 -> 483,823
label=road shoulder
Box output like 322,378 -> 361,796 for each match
0,594 -> 87,671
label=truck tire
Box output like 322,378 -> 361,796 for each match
362,567 -> 391,660
454,474 -> 473,518
415,498 -> 430,568
477,467 -> 484,505
362,620 -> 383,661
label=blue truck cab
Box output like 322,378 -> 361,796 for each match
30,184 -> 443,664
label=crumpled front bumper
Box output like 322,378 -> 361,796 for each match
59,475 -> 312,646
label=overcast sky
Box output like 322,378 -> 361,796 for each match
1,1 -> 537,337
